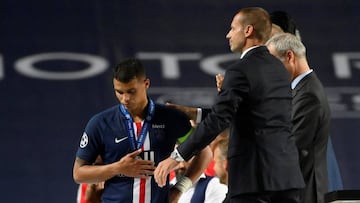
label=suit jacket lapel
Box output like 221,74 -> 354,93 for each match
292,88 -> 298,97
292,72 -> 315,97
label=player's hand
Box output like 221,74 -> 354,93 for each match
89,181 -> 104,190
216,73 -> 224,92
165,103 -> 198,121
154,157 -> 179,187
116,149 -> 155,178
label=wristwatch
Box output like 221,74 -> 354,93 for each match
170,150 -> 185,162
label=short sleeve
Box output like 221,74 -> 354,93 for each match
75,116 -> 102,163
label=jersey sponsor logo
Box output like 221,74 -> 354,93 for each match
80,132 -> 88,148
115,136 -> 128,143
152,124 -> 165,129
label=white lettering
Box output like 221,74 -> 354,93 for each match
332,52 -> 360,79
14,52 -> 108,80
0,51 -> 357,82
326,87 -> 360,118
136,52 -> 202,79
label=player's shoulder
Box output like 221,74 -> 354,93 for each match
154,103 -> 188,119
88,105 -> 120,125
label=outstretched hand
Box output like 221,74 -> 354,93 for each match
154,157 -> 179,187
116,149 -> 156,178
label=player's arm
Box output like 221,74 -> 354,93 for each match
73,149 -> 155,184
166,73 -> 223,122
165,103 -> 197,120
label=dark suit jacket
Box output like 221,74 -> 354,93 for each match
177,46 -> 305,198
292,72 -> 330,203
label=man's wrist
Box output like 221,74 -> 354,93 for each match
170,149 -> 185,162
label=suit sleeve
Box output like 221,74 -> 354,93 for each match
292,92 -> 323,154
177,68 -> 249,160
201,108 -> 211,120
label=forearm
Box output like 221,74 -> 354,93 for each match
73,162 -> 119,184
184,146 -> 212,183
165,103 -> 198,121
74,151 -> 156,183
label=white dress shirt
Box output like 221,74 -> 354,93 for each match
291,69 -> 313,90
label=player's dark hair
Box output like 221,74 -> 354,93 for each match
113,58 -> 146,82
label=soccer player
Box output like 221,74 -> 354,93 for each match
73,58 -> 211,203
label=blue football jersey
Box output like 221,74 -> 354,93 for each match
76,103 -> 192,203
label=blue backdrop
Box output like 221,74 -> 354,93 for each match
1,0 -> 359,202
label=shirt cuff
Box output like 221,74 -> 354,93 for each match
195,108 -> 202,124
174,148 -> 185,162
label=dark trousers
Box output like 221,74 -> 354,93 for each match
223,189 -> 301,203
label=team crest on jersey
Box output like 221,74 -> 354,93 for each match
80,132 -> 89,148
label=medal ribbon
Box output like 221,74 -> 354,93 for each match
119,99 -> 155,150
